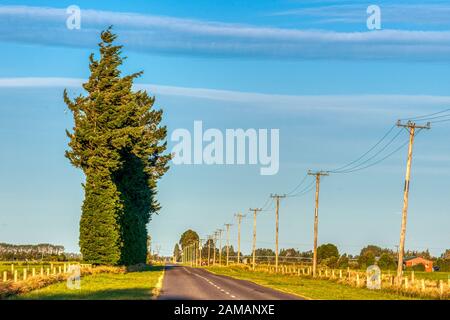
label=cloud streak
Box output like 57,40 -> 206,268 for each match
1,77 -> 450,117
272,3 -> 450,26
1,5 -> 450,60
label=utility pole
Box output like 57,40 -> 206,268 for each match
396,120 -> 430,284
198,239 -> 204,266
270,194 -> 286,272
217,229 -> 224,266
213,232 -> 218,266
234,213 -> 246,264
249,208 -> 262,270
308,170 -> 329,277
224,224 -> 233,266
207,236 -> 211,266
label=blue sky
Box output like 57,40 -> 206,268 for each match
0,0 -> 449,257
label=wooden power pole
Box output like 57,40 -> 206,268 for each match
249,208 -> 262,270
396,120 -> 430,283
235,213 -> 246,264
207,236 -> 211,266
224,224 -> 232,266
198,239 -> 204,266
217,229 -> 224,266
308,170 -> 329,277
270,194 -> 286,272
213,232 -> 218,266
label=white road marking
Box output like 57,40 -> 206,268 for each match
190,268 -> 238,299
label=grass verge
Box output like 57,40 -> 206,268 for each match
11,265 -> 164,300
205,266 -> 420,300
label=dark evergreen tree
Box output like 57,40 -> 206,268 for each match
65,27 -> 170,265
173,243 -> 181,262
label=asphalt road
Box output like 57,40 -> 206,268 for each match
158,264 -> 303,300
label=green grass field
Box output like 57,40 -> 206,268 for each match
205,266 -> 420,300
403,270 -> 450,281
11,265 -> 164,300
0,262 -> 67,273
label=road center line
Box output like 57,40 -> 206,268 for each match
191,270 -> 238,299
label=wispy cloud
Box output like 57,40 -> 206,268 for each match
1,5 -> 450,60
271,3 -> 450,26
1,77 -> 450,117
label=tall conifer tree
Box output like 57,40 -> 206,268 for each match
65,27 -> 170,265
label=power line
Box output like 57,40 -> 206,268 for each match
328,110 -> 443,175
260,196 -> 272,211
336,128 -> 427,174
411,114 -> 450,122
429,118 -> 450,124
401,108 -> 450,121
286,173 -> 309,196
335,139 -> 409,173
331,128 -> 405,174
329,124 -> 398,173
287,179 -> 315,197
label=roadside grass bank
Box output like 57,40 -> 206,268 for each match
2,264 -> 164,300
204,266 -> 420,300
1,265 -> 123,299
14,265 -> 164,300
11,265 -> 164,300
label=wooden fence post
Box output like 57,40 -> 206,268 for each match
339,269 -> 342,279
32,268 -> 36,277
46,268 -> 50,276
411,271 -> 415,283
3,271 -> 7,282
23,268 -> 27,281
14,270 -> 18,282
439,280 -> 443,297
421,279 -> 425,291
356,274 -> 360,287
404,277 -> 408,289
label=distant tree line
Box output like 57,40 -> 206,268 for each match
174,230 -> 450,271
0,243 -> 68,261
